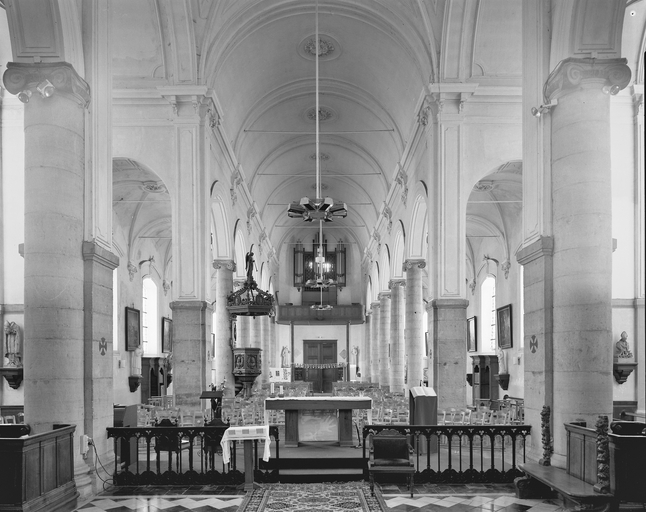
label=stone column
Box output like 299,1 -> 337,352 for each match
370,302 -> 380,386
389,279 -> 406,393
213,260 -> 235,396
432,299 -> 468,412
404,259 -> 426,393
362,313 -> 371,383
269,317 -> 277,368
3,61 -> 93,496
3,62 -> 90,432
259,315 -> 270,384
378,292 -> 391,391
170,301 -> 212,411
545,57 -> 631,461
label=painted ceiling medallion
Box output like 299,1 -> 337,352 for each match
298,34 -> 341,62
306,107 -> 334,122
304,37 -> 335,57
142,181 -> 167,193
310,152 -> 329,161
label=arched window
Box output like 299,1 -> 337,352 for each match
480,275 -> 496,352
142,277 -> 159,355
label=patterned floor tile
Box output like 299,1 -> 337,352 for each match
74,496 -> 243,512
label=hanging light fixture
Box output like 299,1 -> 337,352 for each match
287,0 -> 347,223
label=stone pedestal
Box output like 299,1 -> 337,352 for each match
432,299 -> 468,412
170,300 -> 212,410
378,292 -> 391,391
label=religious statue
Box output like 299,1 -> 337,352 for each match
130,345 -> 143,376
245,246 -> 255,282
351,345 -> 359,367
615,331 -> 633,359
497,347 -> 508,375
4,321 -> 21,367
281,346 -> 290,368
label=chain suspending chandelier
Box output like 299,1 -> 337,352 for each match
287,0 -> 347,223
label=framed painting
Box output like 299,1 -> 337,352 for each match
162,317 -> 173,353
497,304 -> 513,349
125,307 -> 141,351
467,316 -> 477,352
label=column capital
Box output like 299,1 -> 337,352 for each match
388,279 -> 406,290
82,241 -> 119,270
169,300 -> 213,314
431,298 -> 469,310
545,58 -> 631,101
3,62 -> 90,108
517,236 -> 554,266
213,259 -> 236,271
403,259 -> 426,272
378,291 -> 391,301
370,301 -> 381,310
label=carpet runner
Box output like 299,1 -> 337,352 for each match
239,482 -> 383,512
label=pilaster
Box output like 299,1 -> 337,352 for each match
517,236 -> 554,462
82,241 -> 118,490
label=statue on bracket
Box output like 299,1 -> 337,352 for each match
615,331 -> 633,359
4,321 -> 21,367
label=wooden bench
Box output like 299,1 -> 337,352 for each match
515,422 -> 616,512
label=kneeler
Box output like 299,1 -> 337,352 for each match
367,431 -> 415,497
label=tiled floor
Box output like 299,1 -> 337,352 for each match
73,484 -> 567,512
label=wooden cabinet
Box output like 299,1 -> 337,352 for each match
471,355 -> 499,404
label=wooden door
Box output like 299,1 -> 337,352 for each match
304,340 -> 337,394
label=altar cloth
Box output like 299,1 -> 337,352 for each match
220,425 -> 271,464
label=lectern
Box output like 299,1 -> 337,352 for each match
409,386 -> 437,454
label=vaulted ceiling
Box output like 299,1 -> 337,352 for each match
110,0 -> 523,267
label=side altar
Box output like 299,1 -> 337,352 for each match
265,396 -> 372,447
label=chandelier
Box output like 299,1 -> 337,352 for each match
287,0 -> 347,223
309,220 -> 334,310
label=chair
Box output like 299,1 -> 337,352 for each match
368,429 -> 416,497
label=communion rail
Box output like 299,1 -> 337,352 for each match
106,425 -> 280,486
362,424 -> 531,484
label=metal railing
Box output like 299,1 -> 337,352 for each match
362,424 -> 531,483
106,425 -> 280,486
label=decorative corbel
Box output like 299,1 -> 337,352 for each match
501,259 -> 511,279
162,279 -> 171,296
207,107 -> 220,129
230,167 -> 242,206
127,261 -> 137,281
247,205 -> 256,235
382,204 -> 393,234
395,165 -> 408,207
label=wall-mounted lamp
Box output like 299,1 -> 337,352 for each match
602,84 -> 621,96
17,89 -> 32,103
36,79 -> 55,98
531,99 -> 558,118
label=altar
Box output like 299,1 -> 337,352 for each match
265,396 -> 372,447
